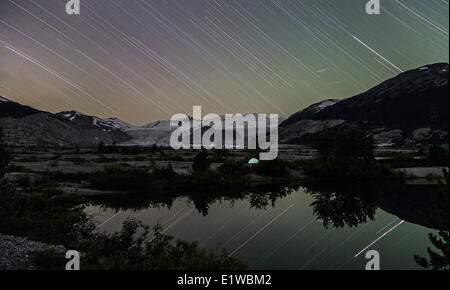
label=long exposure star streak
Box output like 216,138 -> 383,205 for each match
0,0 -> 448,124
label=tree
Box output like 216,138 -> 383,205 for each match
428,145 -> 449,166
192,149 -> 210,172
33,219 -> 247,270
313,127 -> 375,163
0,128 -> 11,179
111,141 -> 117,153
414,231 -> 449,270
414,169 -> 449,270
305,127 -> 399,181
97,141 -> 105,154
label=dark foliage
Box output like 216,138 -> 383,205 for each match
87,162 -> 297,215
97,141 -> 105,154
414,169 -> 449,270
254,159 -> 289,177
192,149 -> 211,172
218,159 -> 252,176
32,219 -> 246,270
305,127 -> 403,181
0,128 -> 11,179
304,182 -> 378,229
428,145 -> 449,166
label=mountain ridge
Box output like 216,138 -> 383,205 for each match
280,63 -> 449,146
1,63 -> 448,147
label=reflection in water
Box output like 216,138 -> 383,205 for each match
88,183 -> 300,216
414,171 -> 449,270
87,179 -> 448,269
304,182 -> 448,231
304,178 -> 449,270
303,183 -> 377,229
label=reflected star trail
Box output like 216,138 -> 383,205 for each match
0,0 -> 448,124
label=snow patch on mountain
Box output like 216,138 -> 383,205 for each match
102,118 -> 136,131
317,100 -> 339,109
59,111 -> 83,121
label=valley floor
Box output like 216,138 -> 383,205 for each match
4,144 -> 447,196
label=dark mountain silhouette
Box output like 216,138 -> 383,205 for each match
0,97 -> 40,119
281,63 -> 449,146
280,99 -> 340,127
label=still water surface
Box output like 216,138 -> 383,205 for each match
86,187 -> 437,270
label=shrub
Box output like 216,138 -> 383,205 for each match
33,219 -> 247,270
314,126 -> 375,163
305,127 -> 402,181
428,145 -> 449,166
192,149 -> 210,172
0,188 -> 91,245
414,169 -> 449,270
218,159 -> 252,176
89,165 -> 150,192
0,128 -> 11,179
32,249 -> 67,270
254,159 -> 289,177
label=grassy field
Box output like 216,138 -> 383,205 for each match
4,144 -> 448,196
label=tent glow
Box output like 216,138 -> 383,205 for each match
248,158 -> 259,165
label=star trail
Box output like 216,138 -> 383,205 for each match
0,0 -> 448,124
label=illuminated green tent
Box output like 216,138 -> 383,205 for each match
248,158 -> 259,165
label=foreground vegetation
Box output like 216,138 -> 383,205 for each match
414,169 -> 449,270
84,154 -> 296,212
1,126 -> 448,270
303,127 -> 405,181
0,132 -> 246,270
32,219 -> 246,270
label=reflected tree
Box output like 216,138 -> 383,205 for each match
247,185 -> 296,210
88,179 -> 297,216
304,183 -> 377,229
414,169 -> 449,270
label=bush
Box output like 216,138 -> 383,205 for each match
32,219 -> 246,270
0,128 -> 11,179
305,127 -> 402,181
428,145 -> 449,166
192,149 -> 210,172
218,159 -> 252,176
0,188 -> 91,245
254,159 -> 289,177
32,249 -> 67,270
414,169 -> 449,270
314,127 -> 375,162
89,165 -> 150,192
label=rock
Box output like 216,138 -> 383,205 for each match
0,233 -> 67,270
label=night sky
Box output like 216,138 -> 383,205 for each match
0,0 -> 448,125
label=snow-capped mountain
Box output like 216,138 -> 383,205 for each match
1,63 -> 448,148
56,111 -> 135,133
280,99 -> 340,127
102,117 -> 137,131
0,99 -> 129,147
280,63 -> 449,146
